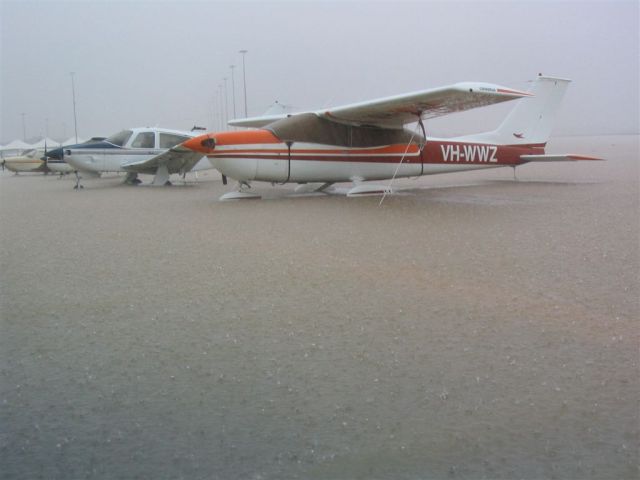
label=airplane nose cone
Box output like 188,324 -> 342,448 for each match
183,134 -> 216,154
46,147 -> 64,160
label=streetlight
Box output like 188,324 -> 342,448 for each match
217,85 -> 224,130
21,113 -> 26,140
222,77 -> 229,125
210,92 -> 218,130
230,64 -> 237,120
70,72 -> 78,143
239,50 -> 248,117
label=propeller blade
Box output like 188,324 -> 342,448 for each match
222,174 -> 228,185
42,140 -> 48,166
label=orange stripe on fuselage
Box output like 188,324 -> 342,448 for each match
214,130 -> 280,146
213,144 -> 420,155
182,129 -> 280,154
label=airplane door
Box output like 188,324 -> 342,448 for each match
94,149 -> 106,171
255,141 -> 291,182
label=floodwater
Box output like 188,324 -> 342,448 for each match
1,135 -> 638,479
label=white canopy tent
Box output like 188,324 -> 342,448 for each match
1,139 -> 33,156
1,139 -> 32,150
30,137 -> 62,148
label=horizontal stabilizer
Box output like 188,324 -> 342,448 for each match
520,154 -> 603,162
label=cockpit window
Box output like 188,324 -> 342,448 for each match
131,132 -> 156,149
159,133 -> 190,149
105,130 -> 133,147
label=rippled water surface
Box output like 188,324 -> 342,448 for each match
1,135 -> 638,479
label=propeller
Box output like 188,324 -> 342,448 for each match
222,174 -> 227,185
41,139 -> 49,172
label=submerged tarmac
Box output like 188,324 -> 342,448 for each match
1,135 -> 638,479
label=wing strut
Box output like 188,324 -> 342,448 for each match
418,116 -> 427,177
277,141 -> 293,185
379,116 -> 424,206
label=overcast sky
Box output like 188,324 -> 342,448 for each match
1,0 -> 638,143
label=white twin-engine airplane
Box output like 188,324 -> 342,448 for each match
182,75 -> 600,200
45,127 -> 210,188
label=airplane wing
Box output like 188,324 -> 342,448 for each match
228,113 -> 290,129
318,82 -> 532,128
229,82 -> 532,130
121,144 -> 206,174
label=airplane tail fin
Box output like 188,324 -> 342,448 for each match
468,75 -> 570,146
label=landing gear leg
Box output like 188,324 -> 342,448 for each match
124,172 -> 141,185
73,171 -> 84,190
152,164 -> 171,186
512,166 -> 518,181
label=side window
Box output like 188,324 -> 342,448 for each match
131,132 -> 156,149
159,133 -> 190,149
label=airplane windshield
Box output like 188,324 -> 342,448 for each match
105,130 -> 133,147
159,133 -> 190,149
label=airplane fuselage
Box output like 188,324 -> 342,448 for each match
46,159 -> 74,174
62,145 -> 164,173
3,156 -> 44,173
2,149 -> 48,173
47,128 -> 211,187
197,130 -> 544,184
62,146 -> 211,178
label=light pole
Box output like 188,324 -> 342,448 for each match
230,65 -> 237,120
210,92 -> 218,130
239,50 -> 248,117
218,85 -> 224,130
222,77 -> 229,125
70,72 -> 78,143
21,113 -> 26,140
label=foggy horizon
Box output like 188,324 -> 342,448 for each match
1,0 -> 638,144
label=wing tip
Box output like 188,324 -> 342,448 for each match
454,82 -> 533,98
566,154 -> 604,161
496,88 -> 534,98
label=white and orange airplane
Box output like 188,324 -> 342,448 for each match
183,75 -> 600,200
